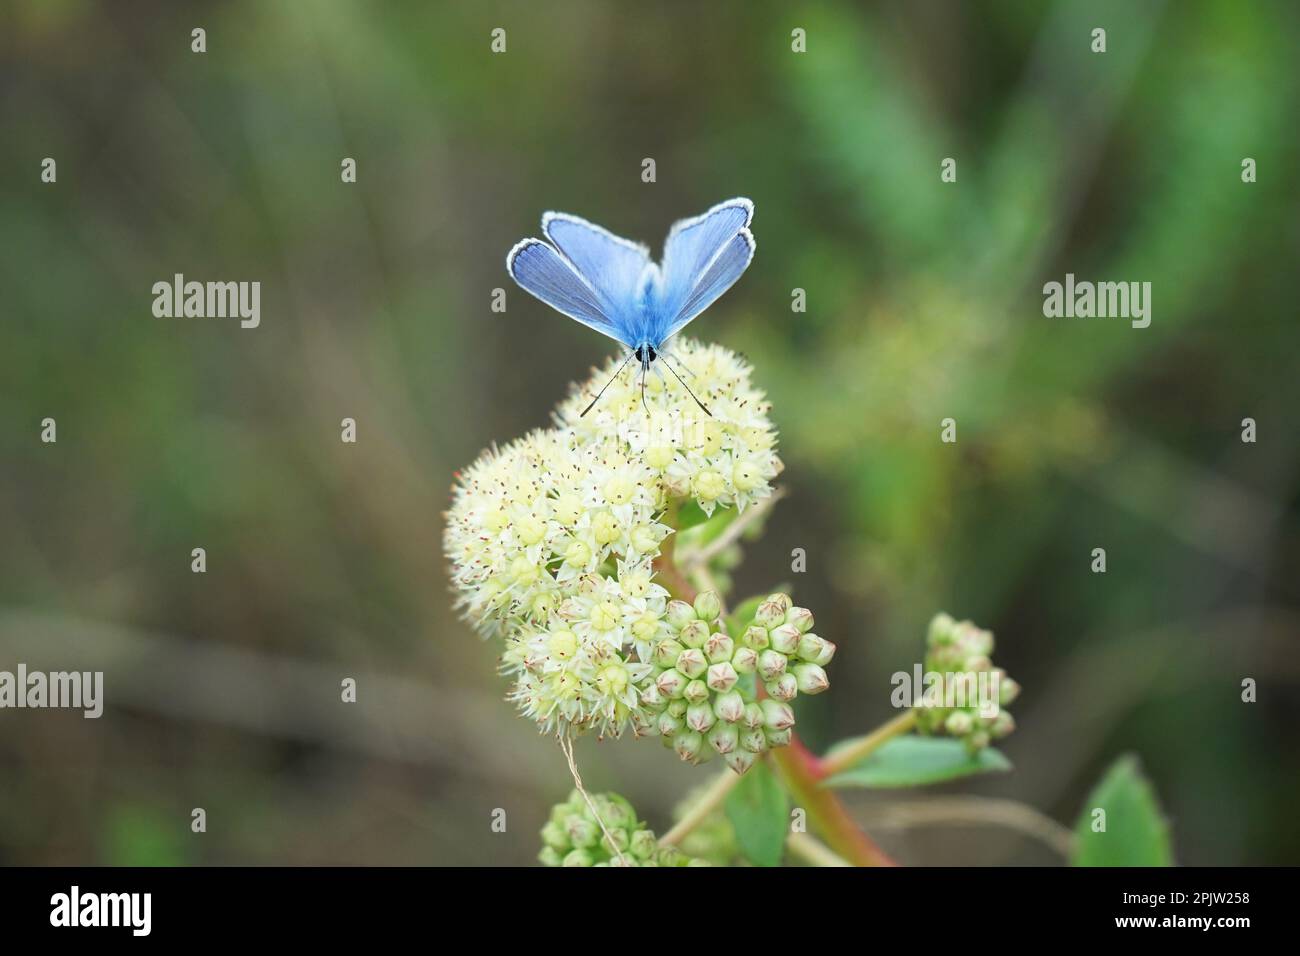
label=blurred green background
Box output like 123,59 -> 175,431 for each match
2,0 -> 1297,865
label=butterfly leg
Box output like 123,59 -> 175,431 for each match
661,350 -> 697,380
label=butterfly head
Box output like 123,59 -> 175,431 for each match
633,343 -> 658,368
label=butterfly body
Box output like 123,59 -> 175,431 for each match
507,198 -> 755,413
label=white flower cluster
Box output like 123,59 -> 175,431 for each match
444,340 -> 782,737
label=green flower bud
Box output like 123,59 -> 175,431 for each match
538,846 -> 564,867
551,796 -> 579,827
676,647 -> 708,679
742,625 -> 770,651
596,793 -> 636,831
563,848 -> 595,867
766,673 -> 799,701
706,661 -> 739,692
966,730 -> 991,752
683,679 -> 710,705
796,633 -> 835,666
742,702 -> 765,730
760,699 -> 796,731
713,690 -> 746,723
658,711 -> 684,737
708,723 -> 739,755
764,727 -> 792,748
674,731 -> 705,763
655,845 -> 687,867
769,623 -> 802,655
731,646 -> 758,675
679,619 -> 710,649
990,710 -> 1016,738
652,638 -> 686,668
928,613 -> 957,646
686,702 -> 717,733
704,632 -> 735,664
600,828 -> 631,856
999,676 -> 1020,707
725,749 -> 757,775
566,816 -> 599,849
959,622 -> 994,658
630,829 -> 658,860
693,591 -> 723,623
754,600 -> 786,630
656,668 -> 688,699
767,593 -> 793,613
944,711 -> 973,736
740,728 -> 768,753
667,699 -> 688,718
639,683 -> 667,711
540,820 -> 568,849
792,662 -> 829,695
757,649 -> 788,682
666,600 -> 697,629
785,606 -> 814,633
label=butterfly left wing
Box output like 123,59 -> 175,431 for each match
506,238 -> 629,345
655,197 -> 755,342
542,212 -> 651,328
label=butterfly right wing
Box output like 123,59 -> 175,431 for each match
506,238 -> 631,346
655,197 -> 754,342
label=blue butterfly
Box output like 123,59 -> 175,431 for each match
506,197 -> 755,415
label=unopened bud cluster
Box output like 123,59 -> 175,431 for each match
635,591 -> 834,774
538,790 -> 707,867
914,613 -> 1019,752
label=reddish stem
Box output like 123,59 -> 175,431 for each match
770,734 -> 898,867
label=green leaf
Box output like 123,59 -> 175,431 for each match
724,761 -> 789,867
1072,755 -> 1172,867
674,499 -> 711,531
677,506 -> 737,550
822,736 -> 1011,789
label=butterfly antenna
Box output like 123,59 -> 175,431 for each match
580,350 -> 637,417
662,357 -> 712,416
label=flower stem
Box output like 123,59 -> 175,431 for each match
787,831 -> 852,867
654,499 -> 699,602
659,768 -> 741,846
769,736 -> 897,866
818,710 -> 917,779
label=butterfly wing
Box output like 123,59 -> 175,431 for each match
654,197 -> 755,343
542,212 -> 651,321
506,238 -> 630,346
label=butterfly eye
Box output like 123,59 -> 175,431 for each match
634,346 -> 644,362
647,346 -> 657,362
